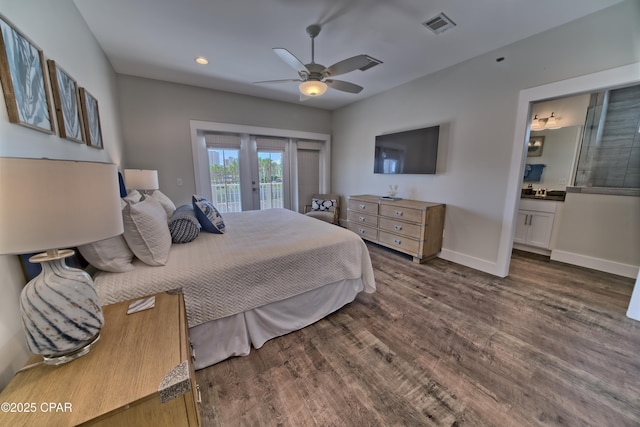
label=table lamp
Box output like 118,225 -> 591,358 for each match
123,169 -> 159,194
0,158 -> 123,365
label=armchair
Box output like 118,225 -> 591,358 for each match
304,193 -> 340,225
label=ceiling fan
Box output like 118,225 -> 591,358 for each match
255,24 -> 382,100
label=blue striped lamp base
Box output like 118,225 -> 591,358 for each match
20,250 -> 104,364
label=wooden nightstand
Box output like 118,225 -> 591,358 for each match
0,291 -> 201,426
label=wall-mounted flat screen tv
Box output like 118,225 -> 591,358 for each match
373,125 -> 440,174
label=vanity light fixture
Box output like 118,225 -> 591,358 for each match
195,56 -> 209,65
530,112 -> 561,131
545,112 -> 560,129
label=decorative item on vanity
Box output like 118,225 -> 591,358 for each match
124,169 -> 159,194
0,158 -> 123,365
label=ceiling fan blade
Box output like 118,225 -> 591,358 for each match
273,48 -> 309,74
254,79 -> 301,84
299,93 -> 311,102
325,79 -> 363,94
324,55 -> 372,77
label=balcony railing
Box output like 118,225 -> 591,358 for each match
211,182 -> 283,212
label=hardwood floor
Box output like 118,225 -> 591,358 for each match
195,243 -> 640,426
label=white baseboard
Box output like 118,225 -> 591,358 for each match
439,249 -> 504,277
512,243 -> 551,256
551,250 -> 639,279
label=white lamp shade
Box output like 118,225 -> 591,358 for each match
123,169 -> 159,191
299,80 -> 328,97
0,158 -> 124,255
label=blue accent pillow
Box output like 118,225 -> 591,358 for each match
192,195 -> 225,234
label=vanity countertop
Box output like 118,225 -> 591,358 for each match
521,193 -> 565,202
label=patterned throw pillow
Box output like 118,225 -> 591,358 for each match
168,205 -> 200,243
192,195 -> 226,234
312,198 -> 336,212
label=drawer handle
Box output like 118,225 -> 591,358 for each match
394,224 -> 402,231
191,346 -> 196,361
394,210 -> 403,217
196,384 -> 202,404
359,204 -> 366,210
359,216 -> 366,222
394,239 -> 402,245
358,228 -> 365,234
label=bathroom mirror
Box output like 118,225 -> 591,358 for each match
524,125 -> 582,190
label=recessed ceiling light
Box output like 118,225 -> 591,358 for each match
195,57 -> 209,65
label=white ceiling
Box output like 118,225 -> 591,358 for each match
73,0 -> 622,110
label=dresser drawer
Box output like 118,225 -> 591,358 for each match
348,210 -> 379,228
379,204 -> 423,223
348,199 -> 379,215
348,222 -> 378,240
379,231 -> 420,254
379,217 -> 423,238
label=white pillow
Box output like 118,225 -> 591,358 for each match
150,190 -> 176,219
123,189 -> 142,204
122,197 -> 171,266
78,235 -> 135,273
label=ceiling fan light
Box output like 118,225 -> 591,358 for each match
299,80 -> 327,97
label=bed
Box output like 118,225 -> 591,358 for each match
94,208 -> 375,369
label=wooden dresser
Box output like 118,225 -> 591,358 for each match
347,194 -> 445,263
0,292 -> 201,426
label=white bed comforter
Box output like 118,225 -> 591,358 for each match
94,208 -> 375,327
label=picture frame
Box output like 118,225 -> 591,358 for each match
527,135 -> 544,157
79,87 -> 103,149
47,60 -> 84,143
0,14 -> 55,134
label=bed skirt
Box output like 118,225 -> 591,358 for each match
189,277 -> 364,370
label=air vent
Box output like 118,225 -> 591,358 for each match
359,56 -> 383,71
422,13 -> 456,34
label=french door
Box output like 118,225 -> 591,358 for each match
206,134 -> 290,212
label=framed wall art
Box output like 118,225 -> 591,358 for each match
79,87 -> 103,149
527,135 -> 545,157
0,14 -> 55,134
47,60 -> 84,143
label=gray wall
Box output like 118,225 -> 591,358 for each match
118,76 -> 332,206
0,0 -> 125,388
331,0 -> 640,275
